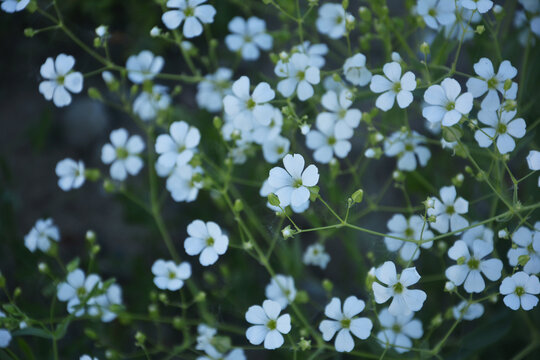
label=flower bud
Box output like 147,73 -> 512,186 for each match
351,189 -> 364,203
298,337 -> 312,351
282,225 -> 293,239
322,279 -> 333,293
268,193 -> 280,207
498,229 -> 508,239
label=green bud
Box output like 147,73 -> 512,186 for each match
351,189 -> 364,203
392,170 -> 405,182
309,186 -> 320,201
148,304 -> 159,317
86,230 -> 97,243
24,28 -> 35,37
295,290 -> 309,304
211,336 -> 232,353
298,337 -> 312,351
475,25 -> 485,34
332,73 -> 342,82
442,126 -> 463,142
91,245 -> 101,256
359,7 -> 371,21
213,116 -> 222,129
456,256 -> 466,265
195,291 -> 207,302
0,273 -> 5,288
452,173 -> 464,187
268,193 -> 280,207
233,199 -> 244,212
518,254 -> 530,267
85,328 -> 98,339
88,87 -> 103,101
504,79 -> 513,91
172,317 -> 184,330
322,279 -> 333,293
93,37 -> 101,48
27,1 -> 38,13
38,262 -> 48,273
430,313 -> 443,327
103,179 -> 116,193
14,287 -> 22,298
342,0 -> 349,9
66,258 -> 80,273
135,331 -> 146,345
420,41 -> 430,55
203,271 -> 217,285
428,215 -> 437,223
282,225 -> 293,239
84,169 -> 101,182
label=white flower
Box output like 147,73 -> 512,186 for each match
89,283 -> 122,322
166,165 -> 203,202
265,275 -> 296,309
343,53 -> 372,86
150,26 -> 161,37
262,136 -> 290,164
39,54 -> 83,107
95,25 -> 108,37
55,158 -> 85,191
445,240 -> 503,293
370,62 -> 416,111
306,115 -> 353,164
422,78 -> 473,126
196,68 -> 232,113
372,261 -> 427,316
80,356 -> 98,360
303,243 -> 330,269
466,58 -> 518,110
275,53 -> 320,101
196,324 -> 217,352
0,328 -> 11,348
101,129 -> 145,181
294,42 -> 328,68
162,0 -> 216,38
474,109 -> 526,154
185,220 -> 229,266
383,130 -> 431,171
57,269 -> 102,316
507,223 -> 540,274
376,308 -> 423,354
519,0 -> 540,12
225,17 -> 272,60
452,301 -> 484,320
151,259 -> 191,291
319,296 -> 372,352
461,225 -> 493,247
323,75 -> 347,93
500,272 -> 540,310
133,85 -> 171,121
223,76 -> 275,131
245,300 -> 291,350
268,154 -> 319,208
24,218 -> 60,253
527,150 -> 540,187
461,0 -> 493,13
156,121 -> 201,169
427,185 -> 469,233
126,50 -> 164,84
1,0 -> 29,13
417,0 -> 456,30
384,214 -> 434,262
316,3 -> 349,39
319,90 -> 362,131
197,348 -> 246,360
260,180 -> 309,214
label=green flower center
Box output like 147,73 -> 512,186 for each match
335,15 -> 343,25
184,6 -> 195,17
340,318 -> 351,329
168,271 -> 176,279
77,287 -> 87,297
404,143 -> 414,152
392,324 -> 402,333
497,122 -> 507,134
393,282 -> 404,294
446,205 -> 455,215
393,82 -> 402,93
116,147 -> 128,159
206,237 -> 215,246
277,146 -> 284,154
328,136 -> 336,145
515,286 -> 525,297
246,98 -> 256,110
297,70 -> 305,81
405,228 -> 414,237
428,9 -> 437,17
446,101 -> 455,111
293,178 -> 303,188
467,258 -> 480,270
338,109 -> 347,119
267,319 -> 277,330
57,75 -> 65,85
487,77 -> 498,90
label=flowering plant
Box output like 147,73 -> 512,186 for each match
1,0 -> 540,359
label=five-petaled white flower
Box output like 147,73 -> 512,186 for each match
383,130 -> 431,171
316,3 -> 350,39
1,0 -> 29,13
526,150 -> 540,187
370,62 -> 416,111
101,128 -> 145,181
24,218 -> 60,253
268,153 -> 319,208
39,54 -> 83,107
319,296 -> 373,352
384,214 -> 434,262
294,41 -> 328,68
474,109 -> 526,154
343,53 -> 372,86
466,58 -> 518,110
55,158 -> 85,191
265,274 -> 297,310
196,68 -> 232,113
151,259 -> 192,291
225,16 -> 272,60
262,136 -> 290,164
417,0 -> 456,30
306,114 -> 353,164
126,50 -> 164,84
303,243 -> 331,269
376,307 -> 423,354
445,239 -> 503,293
133,85 -> 171,121
461,0 -> 494,14
372,261 -> 427,316
197,347 -> 246,360
319,90 -> 362,131
79,356 -> 98,360
223,76 -> 275,131
0,311 -> 10,348
422,78 -> 473,127
452,301 -> 484,320
499,272 -> 540,311
275,53 -> 320,101
156,121 -> 201,169
166,165 -> 203,202
185,220 -> 229,266
427,185 -> 469,234
57,269 -> 102,316
245,300 -> 291,350
162,0 -> 216,38
507,223 -> 540,274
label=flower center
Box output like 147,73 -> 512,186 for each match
297,70 -> 305,81
446,205 -> 455,215
446,101 -> 455,111
487,77 -> 498,89
335,15 -> 343,25
243,35 -> 253,43
404,143 -> 414,152
515,286 -> 525,297
116,147 -> 128,159
177,145 -> 186,153
338,109 -> 347,119
293,178 -> 303,188
327,136 -> 336,145
340,318 -> 351,329
404,227 -> 414,237
527,243 -> 534,253
168,270 -> 176,279
393,82 -> 402,93
206,237 -> 215,246
57,75 -> 65,85
277,146 -> 284,154
467,258 -> 480,270
246,98 -> 256,110
77,287 -> 87,297
184,6 -> 195,17
392,324 -> 402,333
497,122 -> 507,134
393,282 -> 404,294
428,8 -> 437,17
267,319 -> 277,330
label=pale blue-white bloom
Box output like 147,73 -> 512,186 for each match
101,128 -> 145,181
262,135 -> 290,164
372,261 -> 427,316
507,222 -> 540,274
376,307 -> 423,354
294,41 -> 328,68
417,0 -> 456,30
80,356 -> 98,360
133,85 -> 171,121
275,53 -> 320,101
245,300 -> 291,350
196,68 -> 232,112
445,240 -> 503,293
474,109 -> 526,154
24,218 -> 60,253
443,7 -> 481,40
466,58 -> 518,110
196,324 -> 217,352
316,3 -> 351,39
527,150 -> 540,187
383,130 -> 431,171
126,50 -> 164,84
225,17 -> 272,60
88,283 -> 122,323
155,121 -> 201,168
519,0 -> 539,12
452,301 -> 484,320
197,347 -> 246,360
1,0 -> 29,13
422,78 -> 473,126
57,269 -> 102,316
319,296 -> 372,352
39,54 -> 83,107
55,158 -> 85,191
343,53 -> 372,86
252,107 -> 283,145
306,114 -> 353,164
0,328 -> 11,349
265,275 -> 296,310
267,154 -> 319,208
384,214 -> 434,262
162,0 -> 216,38
370,62 -> 416,111
427,185 -> 469,233
151,259 -> 191,291
500,272 -> 540,310
460,0 -> 493,13
319,90 -> 362,131
185,220 -> 229,266
166,165 -> 203,202
303,243 -> 330,269
461,225 -> 493,247
259,180 -> 309,214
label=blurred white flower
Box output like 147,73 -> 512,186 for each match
422,78 -> 473,127
275,53 -> 320,101
126,50 -> 164,84
101,128 -> 145,181
507,223 -> 540,274
197,68 -> 232,112
24,218 -> 60,253
376,307 -> 423,353
55,158 -> 85,191
162,0 -> 216,38
39,54 -> 83,107
384,214 -> 434,262
427,185 -> 469,233
225,17 -> 272,60
151,259 -> 191,291
265,274 -> 296,309
316,3 -> 350,39
133,85 -> 171,121
155,121 -> 201,168
303,243 -> 330,269
343,53 -> 372,86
